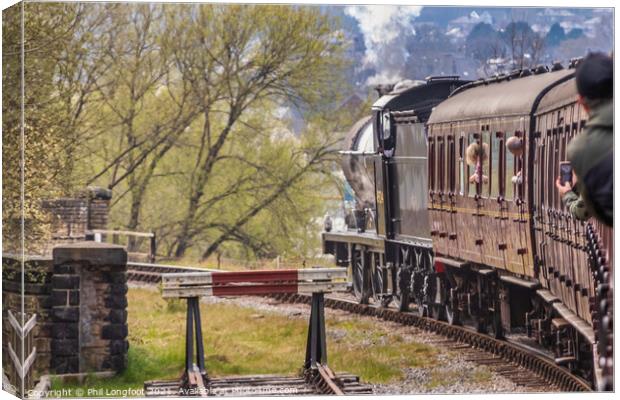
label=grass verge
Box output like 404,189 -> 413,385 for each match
51,287 -> 438,396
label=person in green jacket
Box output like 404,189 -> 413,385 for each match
556,52 -> 613,227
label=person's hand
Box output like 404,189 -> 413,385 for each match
555,176 -> 572,197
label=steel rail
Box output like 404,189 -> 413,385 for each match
275,292 -> 592,392
127,263 -> 592,392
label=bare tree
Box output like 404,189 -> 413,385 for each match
162,4 -> 345,258
503,19 -> 545,70
83,4 -> 201,237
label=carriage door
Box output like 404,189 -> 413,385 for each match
515,118 -> 532,276
446,132 -> 459,259
532,113 -> 549,287
477,125 -> 496,267
491,129 -> 508,271
428,135 -> 441,251
466,131 -> 483,265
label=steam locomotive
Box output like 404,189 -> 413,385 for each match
322,63 -> 613,390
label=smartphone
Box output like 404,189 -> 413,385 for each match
560,161 -> 572,185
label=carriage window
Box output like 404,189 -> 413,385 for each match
481,131 -> 491,196
449,137 -> 456,192
429,138 -> 435,190
499,140 -> 505,196
458,136 -> 465,195
467,133 -> 479,197
553,135 -> 561,208
505,132 -> 515,199
491,132 -> 503,198
517,152 -> 525,200
439,139 -> 445,191
538,144 -> 545,207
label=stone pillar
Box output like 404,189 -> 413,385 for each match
51,242 -> 128,374
86,187 -> 112,230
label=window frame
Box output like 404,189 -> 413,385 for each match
448,135 -> 456,193
428,136 -> 436,190
492,131 -> 505,198
438,136 -> 445,192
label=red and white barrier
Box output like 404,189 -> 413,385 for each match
162,268 -> 347,298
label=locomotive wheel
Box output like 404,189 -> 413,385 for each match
430,303 -> 447,321
380,295 -> 393,308
352,249 -> 370,304
411,275 -> 428,317
372,263 -> 392,308
393,267 -> 410,312
414,293 -> 427,317
445,302 -> 461,325
413,272 -> 430,317
394,289 -> 410,312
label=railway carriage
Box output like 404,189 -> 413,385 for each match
323,62 -> 612,390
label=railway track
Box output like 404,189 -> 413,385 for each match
127,262 -> 592,393
144,370 -> 370,396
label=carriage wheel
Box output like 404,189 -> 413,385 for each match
427,274 -> 446,321
490,308 -> 504,339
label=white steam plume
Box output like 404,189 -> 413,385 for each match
345,5 -> 423,85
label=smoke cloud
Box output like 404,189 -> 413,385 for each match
345,5 -> 423,85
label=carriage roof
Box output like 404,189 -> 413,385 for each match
428,68 -> 575,124
373,77 -> 469,122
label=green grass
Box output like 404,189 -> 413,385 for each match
51,288 -> 438,396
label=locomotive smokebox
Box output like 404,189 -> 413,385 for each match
340,116 -> 376,211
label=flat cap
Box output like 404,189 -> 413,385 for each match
576,52 -> 613,99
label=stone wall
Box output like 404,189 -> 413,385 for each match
41,199 -> 89,240
2,242 -> 128,381
41,187 -> 112,241
52,242 -> 128,373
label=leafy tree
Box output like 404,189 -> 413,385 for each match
4,3 -> 353,261
2,3 -> 85,252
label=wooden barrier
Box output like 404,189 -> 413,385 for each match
161,267 -> 347,392
162,268 -> 347,298
87,229 -> 156,263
